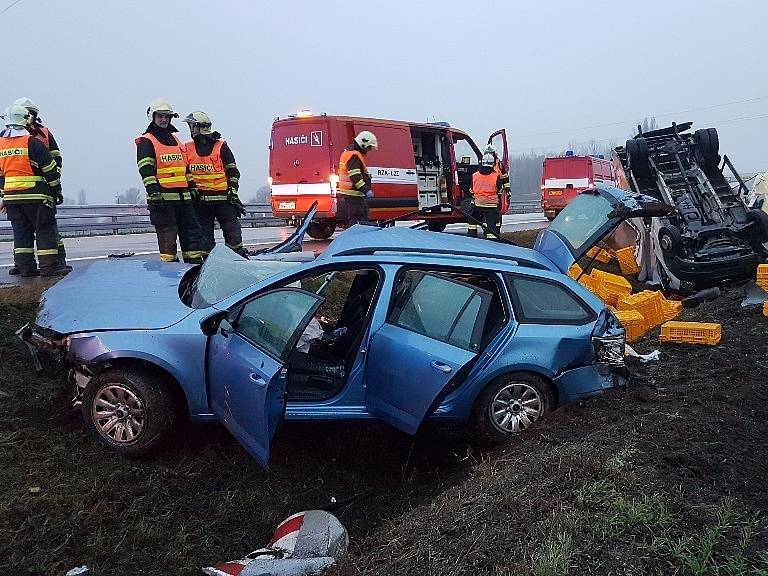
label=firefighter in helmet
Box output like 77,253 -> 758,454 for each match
6,97 -> 68,275
337,131 -> 377,226
183,111 -> 247,257
0,105 -> 70,276
136,99 -> 205,263
469,153 -> 503,240
484,144 -> 511,200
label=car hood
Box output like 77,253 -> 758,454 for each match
36,260 -> 194,334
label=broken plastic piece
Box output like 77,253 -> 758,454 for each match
624,344 -> 660,362
107,252 -> 136,258
65,567 -> 89,576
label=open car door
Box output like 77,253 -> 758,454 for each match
487,129 -> 510,212
206,288 -> 324,468
534,184 -> 673,274
254,201 -> 319,255
365,270 -> 492,434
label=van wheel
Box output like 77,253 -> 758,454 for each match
472,373 -> 554,443
307,222 -> 336,240
81,367 -> 178,458
427,221 -> 447,232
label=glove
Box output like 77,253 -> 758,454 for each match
227,188 -> 246,216
365,190 -> 374,200
190,187 -> 200,203
55,192 -> 64,205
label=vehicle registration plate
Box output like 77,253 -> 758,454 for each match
279,201 -> 296,210
547,190 -> 563,196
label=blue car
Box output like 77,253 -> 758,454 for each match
21,186 -> 667,468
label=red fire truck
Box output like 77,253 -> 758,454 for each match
269,111 -> 509,238
540,152 -> 617,220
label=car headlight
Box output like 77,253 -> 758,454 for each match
592,334 -> 625,367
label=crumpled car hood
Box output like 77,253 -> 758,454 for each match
36,260 -> 194,334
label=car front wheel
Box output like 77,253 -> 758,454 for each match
472,373 -> 554,442
81,367 -> 178,457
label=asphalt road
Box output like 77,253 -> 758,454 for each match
0,213 -> 548,283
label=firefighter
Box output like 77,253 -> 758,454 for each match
7,97 -> 67,275
337,131 -> 377,226
469,153 -> 503,240
136,99 -> 205,263
183,111 -> 247,256
0,105 -> 70,277
484,144 -> 511,200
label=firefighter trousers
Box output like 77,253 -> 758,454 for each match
470,205 -> 501,240
337,194 -> 369,226
148,201 -> 206,263
5,201 -> 60,273
195,201 -> 245,255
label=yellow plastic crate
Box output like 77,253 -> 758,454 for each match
615,246 -> 641,276
763,301 -> 768,317
661,299 -> 683,322
567,263 -> 584,280
614,309 -> 646,343
660,321 -> 721,345
590,269 -> 632,306
586,246 -> 613,263
757,264 -> 768,277
617,290 -> 665,330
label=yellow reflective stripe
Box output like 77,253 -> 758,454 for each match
347,169 -> 362,176
4,175 -> 44,183
137,157 -> 155,169
159,191 -> 192,201
198,192 -> 228,199
47,178 -> 61,187
158,175 -> 188,184
354,180 -> 366,190
182,251 -> 204,259
159,253 -> 179,262
37,249 -> 59,255
337,188 -> 365,197
14,247 -> 35,254
50,150 -> 62,158
41,160 -> 57,172
228,176 -> 239,182
156,166 -> 185,175
191,173 -> 226,180
3,193 -> 54,201
143,176 -> 158,186
224,163 -> 237,169
0,148 -> 28,157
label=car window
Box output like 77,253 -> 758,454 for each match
388,271 -> 490,351
547,193 -> 615,253
506,275 -> 594,325
236,289 -> 323,360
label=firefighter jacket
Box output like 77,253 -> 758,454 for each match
184,133 -> 240,198
136,123 -> 194,202
471,167 -> 502,208
493,158 -> 511,195
338,144 -> 371,197
0,133 -> 61,203
29,122 -> 62,171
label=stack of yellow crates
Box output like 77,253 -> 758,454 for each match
615,246 -> 641,276
617,290 -> 665,332
757,264 -> 768,291
590,269 -> 633,307
586,246 -> 613,263
613,310 -> 645,342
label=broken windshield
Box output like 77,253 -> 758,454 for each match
547,193 -> 615,253
184,245 -> 302,309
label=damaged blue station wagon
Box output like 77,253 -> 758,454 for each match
20,186 -> 669,468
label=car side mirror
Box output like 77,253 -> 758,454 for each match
200,310 -> 229,336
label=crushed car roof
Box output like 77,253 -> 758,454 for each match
317,224 -> 558,270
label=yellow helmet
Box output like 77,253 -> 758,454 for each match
146,98 -> 178,120
354,130 -> 378,151
184,111 -> 213,135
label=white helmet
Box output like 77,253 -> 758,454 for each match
184,111 -> 213,135
4,105 -> 29,127
484,144 -> 497,156
354,130 -> 378,151
14,97 -> 38,114
146,98 -> 178,120
481,153 -> 495,166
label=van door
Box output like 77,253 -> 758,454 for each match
487,129 -> 510,211
352,122 -> 417,221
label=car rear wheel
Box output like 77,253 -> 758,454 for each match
472,373 -> 554,442
307,222 -> 336,240
81,367 -> 178,458
626,138 -> 650,177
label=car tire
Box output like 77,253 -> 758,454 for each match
81,367 -> 178,458
426,221 -> 447,232
658,224 -> 683,257
472,372 -> 554,443
307,222 -> 336,240
626,138 -> 649,176
695,128 -> 720,166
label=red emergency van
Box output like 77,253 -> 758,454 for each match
269,112 -> 509,238
540,152 -> 617,220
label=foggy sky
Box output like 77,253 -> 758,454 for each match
6,0 -> 767,204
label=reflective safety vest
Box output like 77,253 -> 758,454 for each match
472,171 -> 500,207
337,148 -> 367,197
0,135 -> 45,195
135,132 -> 188,189
32,125 -> 51,149
185,139 -> 227,195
